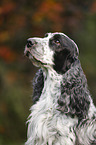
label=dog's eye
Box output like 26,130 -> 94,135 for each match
54,40 -> 60,45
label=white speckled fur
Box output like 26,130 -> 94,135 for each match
24,32 -> 96,145
26,68 -> 78,145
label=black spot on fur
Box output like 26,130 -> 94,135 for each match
49,34 -> 78,74
32,69 -> 44,104
53,49 -> 76,74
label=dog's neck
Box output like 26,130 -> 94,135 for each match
42,66 -> 62,82
39,67 -> 62,109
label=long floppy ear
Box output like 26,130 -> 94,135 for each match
57,61 -> 90,119
53,37 -> 79,74
53,48 -> 77,74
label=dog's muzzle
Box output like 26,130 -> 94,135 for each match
27,39 -> 34,48
24,39 -> 35,57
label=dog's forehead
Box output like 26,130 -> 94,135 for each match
46,32 -> 67,38
46,32 -> 79,55
46,32 -> 74,45
46,32 -> 74,43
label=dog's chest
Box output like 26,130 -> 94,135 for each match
28,73 -> 77,144
32,74 -> 62,123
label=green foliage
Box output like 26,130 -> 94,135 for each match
0,0 -> 96,144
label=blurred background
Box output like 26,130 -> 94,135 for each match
0,0 -> 96,144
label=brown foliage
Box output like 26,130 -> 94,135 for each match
90,1 -> 96,13
0,2 -> 16,15
0,46 -> 16,62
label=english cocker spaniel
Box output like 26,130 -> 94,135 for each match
24,32 -> 96,145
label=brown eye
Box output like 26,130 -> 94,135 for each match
55,40 -> 60,45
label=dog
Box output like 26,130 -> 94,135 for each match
24,32 -> 96,145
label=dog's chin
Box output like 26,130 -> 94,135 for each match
29,54 -> 48,67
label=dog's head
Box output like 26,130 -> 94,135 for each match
24,32 -> 79,73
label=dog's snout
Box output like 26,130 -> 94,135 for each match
27,39 -> 34,48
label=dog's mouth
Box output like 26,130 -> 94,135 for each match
25,50 -> 48,66
25,51 -> 30,57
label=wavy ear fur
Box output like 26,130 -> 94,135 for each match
57,60 -> 90,120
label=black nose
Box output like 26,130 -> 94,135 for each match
27,39 -> 34,48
